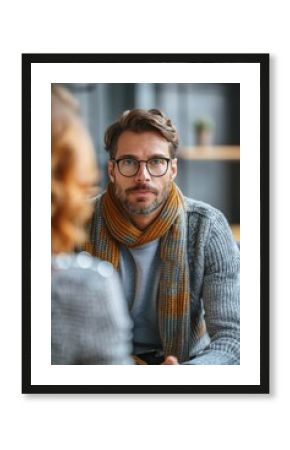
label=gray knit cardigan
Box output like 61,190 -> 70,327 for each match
90,194 -> 240,365
183,197 -> 240,364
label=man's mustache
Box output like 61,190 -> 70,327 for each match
125,184 -> 158,194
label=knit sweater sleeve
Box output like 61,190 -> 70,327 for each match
184,210 -> 240,365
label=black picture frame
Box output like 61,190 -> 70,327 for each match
22,53 -> 269,394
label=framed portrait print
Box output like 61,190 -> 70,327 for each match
22,53 -> 269,394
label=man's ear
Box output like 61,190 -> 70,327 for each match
108,160 -> 115,183
171,158 -> 178,181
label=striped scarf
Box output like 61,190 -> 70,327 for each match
89,182 -> 191,363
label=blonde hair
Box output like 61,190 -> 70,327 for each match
51,84 -> 97,254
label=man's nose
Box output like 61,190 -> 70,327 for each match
134,161 -> 151,181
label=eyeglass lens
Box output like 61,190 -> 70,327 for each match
118,158 -> 168,176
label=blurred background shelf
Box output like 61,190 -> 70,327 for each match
230,224 -> 240,242
178,145 -> 240,161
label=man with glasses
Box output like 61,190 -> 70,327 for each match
87,108 -> 240,365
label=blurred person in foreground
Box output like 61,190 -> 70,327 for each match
86,108 -> 240,365
51,84 -> 132,364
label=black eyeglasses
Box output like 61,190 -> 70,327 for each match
111,157 -> 171,177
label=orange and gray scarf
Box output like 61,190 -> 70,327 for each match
88,182 -> 191,363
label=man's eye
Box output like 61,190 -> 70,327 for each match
122,159 -> 136,166
150,158 -> 165,166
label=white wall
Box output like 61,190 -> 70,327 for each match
0,2 -> 287,450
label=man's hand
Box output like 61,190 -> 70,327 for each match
161,356 -> 179,365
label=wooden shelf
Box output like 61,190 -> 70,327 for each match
230,224 -> 240,242
178,145 -> 240,161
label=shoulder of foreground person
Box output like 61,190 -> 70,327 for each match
51,252 -> 133,365
52,252 -> 118,289
51,252 -> 132,327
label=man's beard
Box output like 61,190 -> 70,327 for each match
113,181 -> 170,216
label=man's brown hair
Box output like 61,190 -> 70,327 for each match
104,108 -> 179,158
